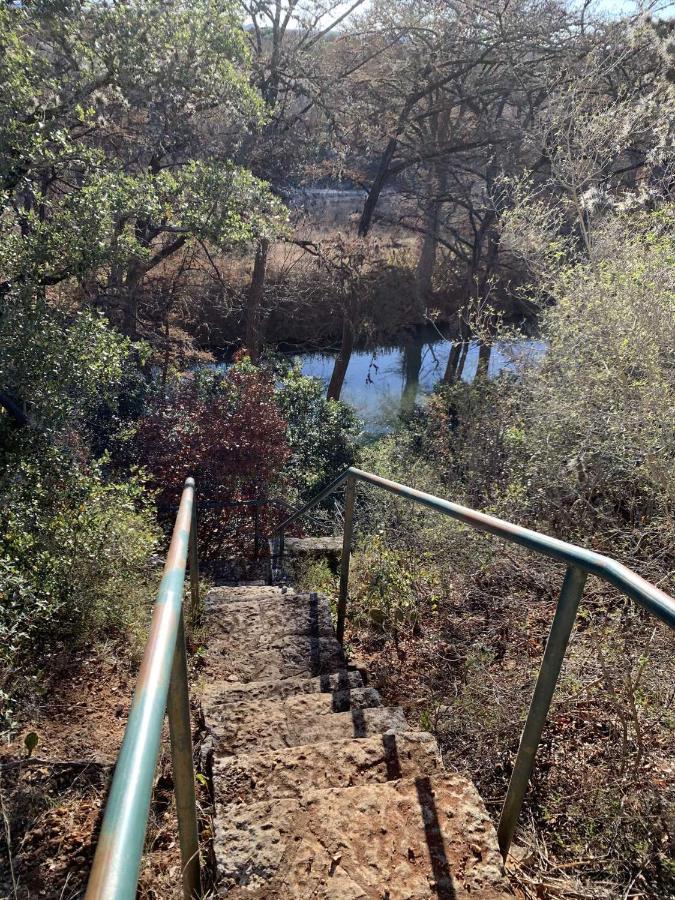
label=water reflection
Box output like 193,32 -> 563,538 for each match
296,338 -> 545,433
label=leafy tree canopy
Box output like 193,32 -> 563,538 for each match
0,0 -> 287,331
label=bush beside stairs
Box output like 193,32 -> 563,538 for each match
199,550 -> 511,898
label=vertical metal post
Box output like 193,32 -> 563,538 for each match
188,501 -> 199,621
497,564 -> 587,857
253,504 -> 260,559
336,475 -> 356,645
167,610 -> 201,900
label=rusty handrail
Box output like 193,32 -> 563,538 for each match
274,466 -> 675,856
86,478 -> 201,900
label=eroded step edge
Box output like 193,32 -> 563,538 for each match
205,697 -> 408,755
199,669 -> 364,706
213,730 -> 443,805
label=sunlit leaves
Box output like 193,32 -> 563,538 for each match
0,0 -> 284,307
0,296 -> 138,433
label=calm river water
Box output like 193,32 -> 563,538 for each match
289,337 -> 545,433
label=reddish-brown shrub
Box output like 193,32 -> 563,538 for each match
136,363 -> 291,558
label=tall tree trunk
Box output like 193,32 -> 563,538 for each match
456,340 -> 470,380
245,238 -> 269,363
443,310 -> 470,383
161,313 -> 170,393
415,115 -> 449,314
443,341 -> 462,383
415,196 -> 439,316
122,263 -> 144,339
327,305 -> 355,401
358,138 -> 398,237
401,336 -> 422,416
477,342 -> 492,376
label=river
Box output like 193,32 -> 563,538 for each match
288,336 -> 545,433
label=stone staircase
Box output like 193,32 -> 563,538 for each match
199,583 -> 511,898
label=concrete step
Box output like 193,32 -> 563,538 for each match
281,537 -> 343,581
215,774 -> 509,898
205,692 -> 408,755
283,536 -> 343,558
200,670 -> 364,706
205,585 -> 287,604
213,731 -> 443,806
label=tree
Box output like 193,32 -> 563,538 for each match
0,0 -> 285,337
236,0 -> 375,360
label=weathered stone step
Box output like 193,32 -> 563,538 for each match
281,537 -> 343,581
205,692 -> 408,755
205,682 -> 380,714
283,536 -> 343,557
206,585 -> 287,604
200,670 -> 364,707
215,774 -> 509,898
213,731 -> 442,806
204,631 -> 346,683
204,592 -> 334,644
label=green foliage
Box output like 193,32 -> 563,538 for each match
275,365 -> 361,500
511,209 -> 675,555
350,534 -> 441,635
347,205 -> 675,897
0,0 -> 285,328
293,558 -> 339,615
0,447 -> 159,735
0,292 -> 161,735
413,208 -> 675,567
423,376 -> 516,509
0,295 -> 141,434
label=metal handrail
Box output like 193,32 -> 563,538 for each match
86,478 -> 201,900
274,466 -> 675,856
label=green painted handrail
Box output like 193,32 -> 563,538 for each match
86,478 -> 201,900
275,466 -> 675,855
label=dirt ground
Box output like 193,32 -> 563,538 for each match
0,647 -> 208,900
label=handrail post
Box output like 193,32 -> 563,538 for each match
167,609 -> 202,899
253,504 -> 260,559
189,500 -> 200,621
336,475 -> 356,645
497,564 -> 587,857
